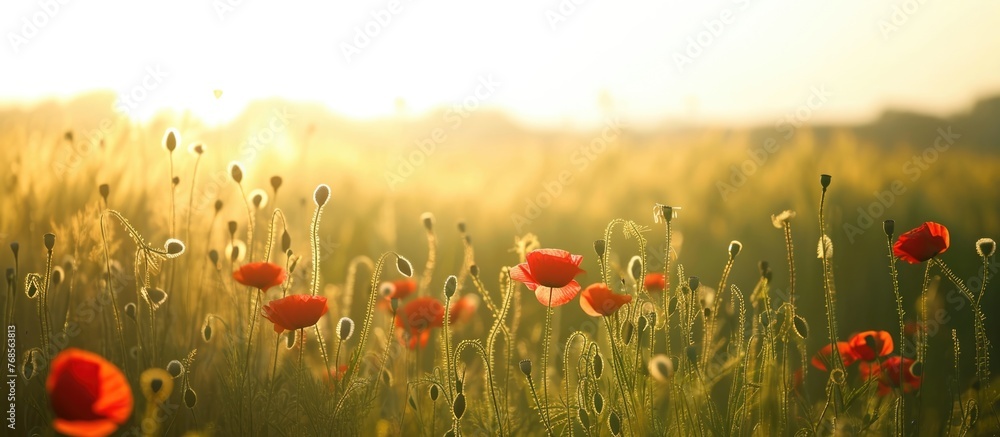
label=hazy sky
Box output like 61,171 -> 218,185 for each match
2,0 -> 999,126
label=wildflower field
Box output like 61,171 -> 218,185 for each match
3,95 -> 1000,437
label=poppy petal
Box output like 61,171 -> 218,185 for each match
534,281 -> 581,307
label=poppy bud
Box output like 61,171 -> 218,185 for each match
5,269 -> 13,288
281,230 -> 292,253
593,391 -> 604,414
910,361 -> 923,377
166,360 -> 184,378
229,162 -> 244,183
817,235 -> 833,259
408,395 -> 417,411
457,221 -> 466,233
201,317 -> 214,342
667,296 -> 678,315
390,298 -> 399,312
99,184 -> 110,202
396,256 -> 413,277
444,275 -> 457,299
124,302 -> 137,320
228,221 -> 238,236
592,353 -> 604,379
337,317 -> 355,341
728,240 -> 742,260
143,287 -> 168,310
25,276 -> 39,299
190,143 -> 204,155
648,355 -> 674,381
455,378 -> 463,394
594,240 -> 606,258
628,256 -> 642,283
43,233 -> 55,252
172,176 -> 180,186
51,267 -> 63,288
313,184 -> 331,207
429,384 -> 440,401
578,409 -> 590,429
469,264 -> 479,277
976,238 -> 996,258
622,320 -> 635,345
184,387 -> 198,408
883,220 -> 895,237
214,200 -> 223,214
445,431 -> 455,437
793,315 -> 809,339
249,189 -> 267,209
270,175 -> 283,192
830,368 -> 846,386
21,349 -> 39,381
820,174 -> 832,190
609,411 -> 622,436
164,239 -> 186,258
518,359 -> 532,377
9,242 -> 18,259
141,368 -> 174,403
285,331 -> 296,349
685,345 -> 698,364
688,276 -> 699,291
421,212 -> 434,231
208,250 -> 219,266
163,129 -> 178,152
638,315 -> 648,333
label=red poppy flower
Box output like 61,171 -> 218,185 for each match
395,297 -> 445,349
874,356 -> 922,396
510,249 -> 585,307
580,283 -> 633,317
380,279 -> 417,300
847,330 -> 893,361
234,262 -> 287,291
810,341 -> 859,371
448,294 -> 479,325
644,273 -> 666,292
893,222 -> 950,264
46,348 -> 133,437
262,294 -> 329,333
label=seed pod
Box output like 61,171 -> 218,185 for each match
592,353 -> 604,379
99,184 -> 110,202
453,393 -> 466,419
609,411 -> 622,436
313,184 -> 331,207
820,174 -> 832,190
184,387 -> 198,408
444,275 -> 457,299
124,302 -> 137,320
793,315 -> 809,339
270,175 -> 283,193
593,391 -> 604,414
337,317 -> 355,341
281,230 -> 292,253
396,256 -> 413,277
166,360 -> 184,378
688,276 -> 699,291
594,240 -> 606,257
519,359 -> 532,377
43,233 -> 55,251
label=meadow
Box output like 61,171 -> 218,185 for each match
2,93 -> 1000,436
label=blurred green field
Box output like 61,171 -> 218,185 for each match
2,93 -> 999,435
